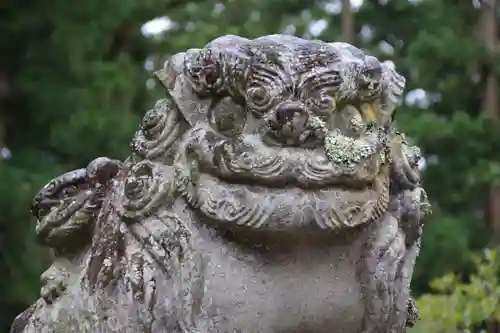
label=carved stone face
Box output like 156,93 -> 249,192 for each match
161,35 -> 404,145
31,169 -> 94,250
31,157 -> 120,251
240,39 -> 395,147
150,35 -> 409,231
31,169 -> 89,221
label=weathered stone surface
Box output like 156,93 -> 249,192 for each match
11,34 -> 431,333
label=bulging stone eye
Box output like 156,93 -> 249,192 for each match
184,50 -> 224,95
185,63 -> 203,82
210,97 -> 246,137
199,58 -> 222,89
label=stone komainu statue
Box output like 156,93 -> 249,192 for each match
10,35 -> 431,333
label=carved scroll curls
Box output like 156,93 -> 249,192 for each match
312,170 -> 390,229
189,172 -> 391,231
115,161 -> 177,223
199,186 -> 274,229
130,98 -> 182,160
205,34 -> 252,98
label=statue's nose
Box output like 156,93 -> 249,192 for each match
274,102 -> 308,126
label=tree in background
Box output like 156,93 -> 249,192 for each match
2,0 -> 500,331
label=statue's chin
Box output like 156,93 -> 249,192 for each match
175,126 -> 389,232
184,168 -> 389,233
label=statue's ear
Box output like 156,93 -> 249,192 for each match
378,62 -> 405,126
154,51 -> 212,127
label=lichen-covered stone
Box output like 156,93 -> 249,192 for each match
11,34 -> 430,333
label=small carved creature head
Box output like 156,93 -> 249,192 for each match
31,169 -> 89,220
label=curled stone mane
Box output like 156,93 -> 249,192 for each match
11,34 -> 430,333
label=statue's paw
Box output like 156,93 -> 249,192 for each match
418,188 -> 432,217
40,268 -> 69,304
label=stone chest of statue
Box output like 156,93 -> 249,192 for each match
10,34 -> 430,333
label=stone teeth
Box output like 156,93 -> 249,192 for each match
358,103 -> 378,123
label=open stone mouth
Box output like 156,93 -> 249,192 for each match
33,197 -> 76,219
261,100 -> 381,149
32,199 -> 59,219
263,110 -> 325,147
32,184 -> 94,219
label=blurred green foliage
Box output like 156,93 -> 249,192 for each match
410,248 -> 500,333
1,0 -> 500,331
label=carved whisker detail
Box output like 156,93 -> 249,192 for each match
300,158 -> 343,182
200,187 -> 273,228
228,154 -> 287,177
311,204 -> 339,229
